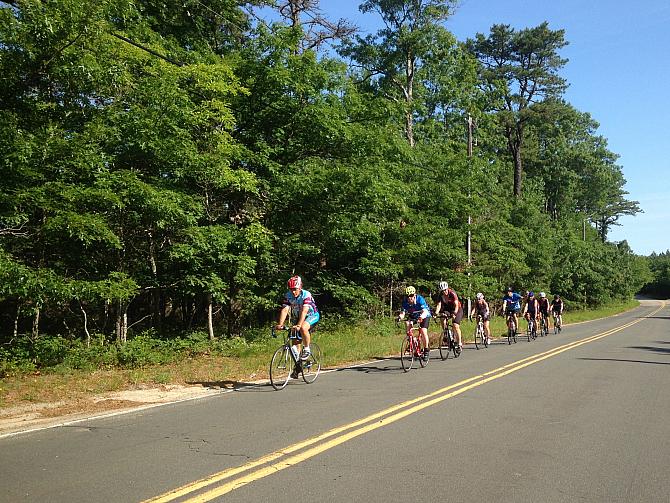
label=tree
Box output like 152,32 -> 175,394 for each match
340,0 -> 457,147
467,22 -> 568,196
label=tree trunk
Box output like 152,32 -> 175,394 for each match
80,301 -> 91,347
207,293 -> 215,340
116,300 -> 128,344
32,305 -> 40,339
13,302 -> 20,339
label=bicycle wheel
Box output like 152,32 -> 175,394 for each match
474,325 -> 481,350
269,345 -> 293,390
301,343 -> 321,384
507,326 -> 513,345
418,338 -> 429,368
439,329 -> 450,360
400,336 -> 414,372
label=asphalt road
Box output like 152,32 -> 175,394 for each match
1,300 -> 668,503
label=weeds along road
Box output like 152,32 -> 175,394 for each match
1,300 -> 668,503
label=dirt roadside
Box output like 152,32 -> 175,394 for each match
0,384 -> 225,437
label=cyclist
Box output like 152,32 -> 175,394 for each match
434,281 -> 463,350
537,292 -> 550,333
502,287 -> 522,334
522,291 -> 539,333
398,286 -> 431,362
276,276 -> 320,377
550,294 -> 564,332
470,292 -> 492,345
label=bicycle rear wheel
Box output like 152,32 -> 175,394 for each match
269,346 -> 293,390
301,343 -> 321,384
401,337 -> 414,372
474,325 -> 481,350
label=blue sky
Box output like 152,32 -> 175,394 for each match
315,0 -> 670,256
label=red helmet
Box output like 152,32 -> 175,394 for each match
287,276 -> 302,289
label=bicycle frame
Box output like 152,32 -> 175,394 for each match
269,325 -> 320,390
505,312 -> 518,344
474,315 -> 487,349
399,318 -> 428,371
435,313 -> 460,359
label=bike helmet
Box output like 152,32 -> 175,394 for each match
554,294 -> 560,300
528,291 -> 535,297
405,286 -> 416,296
505,286 -> 513,292
540,292 -> 546,298
476,292 -> 484,300
438,281 -> 449,292
287,275 -> 302,289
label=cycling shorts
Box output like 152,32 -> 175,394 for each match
505,307 -> 521,315
409,315 -> 430,329
475,312 -> 490,322
305,312 -> 320,327
442,307 -> 464,324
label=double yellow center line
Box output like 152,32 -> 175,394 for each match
145,302 -> 664,503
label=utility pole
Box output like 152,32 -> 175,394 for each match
466,114 -> 474,317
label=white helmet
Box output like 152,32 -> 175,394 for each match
476,292 -> 484,300
438,281 -> 449,292
540,292 -> 546,298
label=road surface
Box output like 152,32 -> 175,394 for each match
1,300 -> 668,502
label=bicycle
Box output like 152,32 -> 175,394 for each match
539,313 -> 549,337
505,311 -> 518,345
269,326 -> 322,390
473,314 -> 488,350
435,313 -> 461,360
553,312 -> 563,334
526,316 -> 537,341
398,317 -> 430,372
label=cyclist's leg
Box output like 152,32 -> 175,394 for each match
483,318 -> 491,342
300,312 -> 319,358
453,307 -> 464,346
419,318 -> 430,357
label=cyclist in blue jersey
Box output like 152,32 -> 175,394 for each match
276,276 -> 319,370
398,286 -> 431,362
502,287 -> 522,334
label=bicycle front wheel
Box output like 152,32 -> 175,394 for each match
401,337 -> 414,372
418,338 -> 429,368
269,345 -> 293,390
439,330 -> 450,360
301,343 -> 322,384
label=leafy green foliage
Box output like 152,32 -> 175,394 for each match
0,1 -> 652,370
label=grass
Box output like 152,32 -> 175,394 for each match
0,299 -> 639,411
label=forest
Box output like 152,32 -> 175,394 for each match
0,0 -> 654,350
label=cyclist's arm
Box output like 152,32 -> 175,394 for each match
277,305 -> 291,328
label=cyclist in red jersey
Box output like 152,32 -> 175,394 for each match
434,281 -> 463,349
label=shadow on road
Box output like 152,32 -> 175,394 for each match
628,345 -> 670,355
187,380 -> 270,392
578,358 -> 670,366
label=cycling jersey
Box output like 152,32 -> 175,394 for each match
401,294 -> 431,320
282,289 -> 319,321
473,300 -> 490,320
538,298 -> 550,314
551,299 -> 563,313
436,288 -> 460,313
503,292 -> 522,312
525,298 -> 538,315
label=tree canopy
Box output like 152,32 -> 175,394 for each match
0,0 -> 649,344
